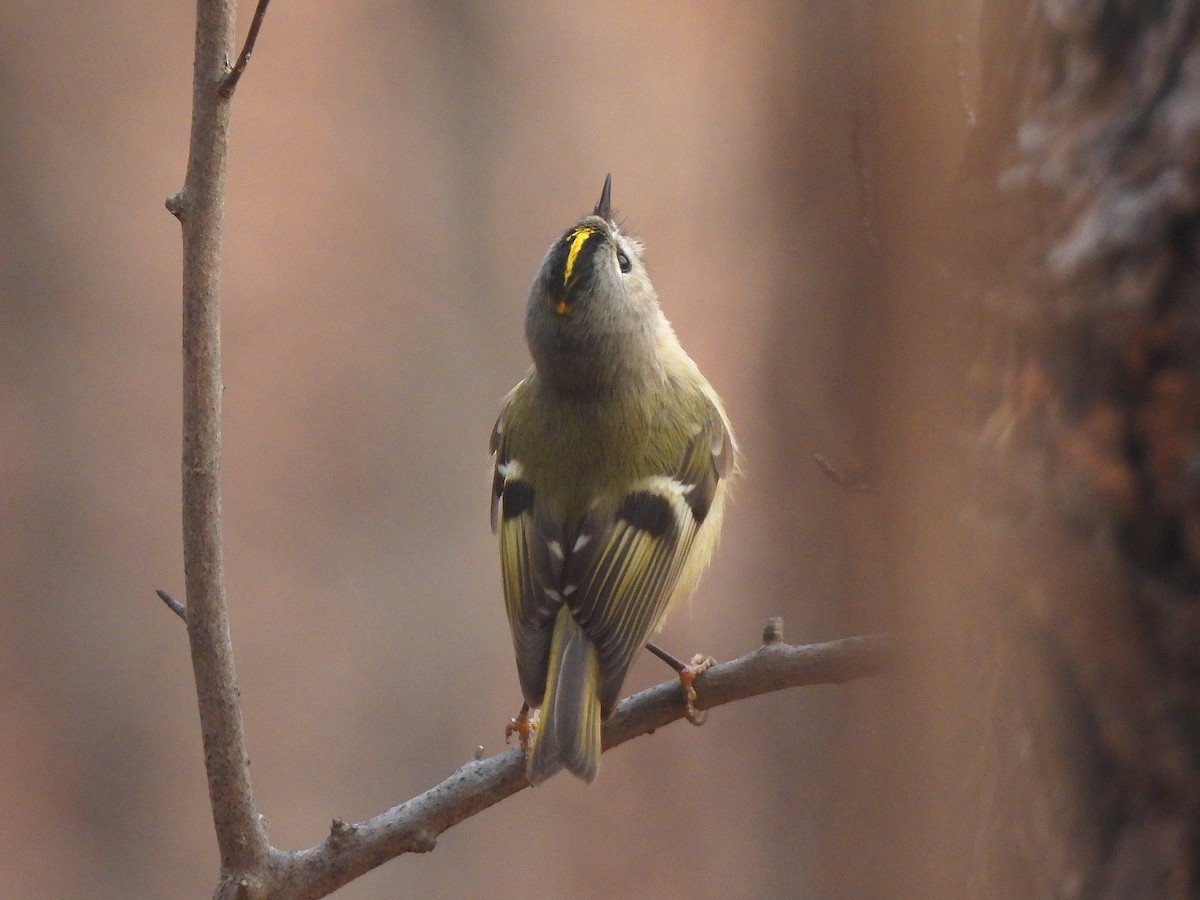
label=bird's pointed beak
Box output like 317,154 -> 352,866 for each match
594,173 -> 612,221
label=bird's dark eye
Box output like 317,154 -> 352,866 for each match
617,251 -> 631,274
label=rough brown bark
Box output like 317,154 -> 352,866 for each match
975,1 -> 1200,895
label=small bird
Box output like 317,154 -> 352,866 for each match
491,175 -> 736,784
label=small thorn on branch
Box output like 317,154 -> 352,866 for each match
157,589 -> 187,623
220,0 -> 272,98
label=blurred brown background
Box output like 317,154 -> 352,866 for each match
0,2 -> 987,897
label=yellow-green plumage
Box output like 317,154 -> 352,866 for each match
491,176 -> 734,784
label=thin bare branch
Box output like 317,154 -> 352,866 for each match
156,589 -> 187,623
172,0 -> 271,885
256,631 -> 893,899
220,0 -> 272,98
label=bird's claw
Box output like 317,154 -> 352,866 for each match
504,703 -> 534,757
679,654 -> 714,726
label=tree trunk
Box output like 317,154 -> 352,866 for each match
968,1 -> 1200,895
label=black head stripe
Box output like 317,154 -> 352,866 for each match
502,479 -> 536,520
547,227 -> 606,296
545,238 -> 572,293
616,491 -> 674,538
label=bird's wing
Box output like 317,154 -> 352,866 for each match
560,402 -> 734,715
492,399 -> 562,706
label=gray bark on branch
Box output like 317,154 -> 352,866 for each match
256,633 -> 894,899
169,1 -> 273,896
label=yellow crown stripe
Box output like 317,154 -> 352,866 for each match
563,226 -> 596,287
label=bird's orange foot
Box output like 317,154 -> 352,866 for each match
679,654 -> 715,726
504,703 -> 534,757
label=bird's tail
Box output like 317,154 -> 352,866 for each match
527,606 -> 602,785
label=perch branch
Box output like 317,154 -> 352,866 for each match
255,631 -> 893,899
